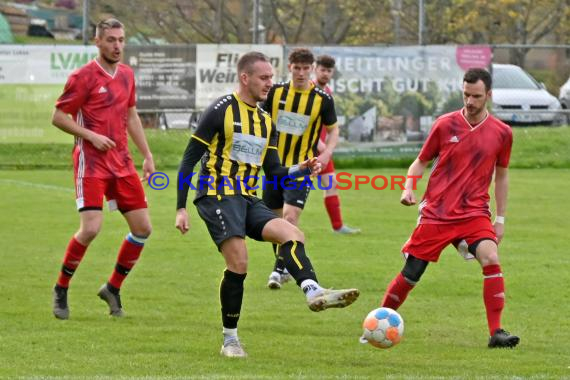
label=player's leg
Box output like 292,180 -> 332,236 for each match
195,195 -> 249,357
218,237 -> 249,357
267,185 -> 310,286
380,224 -> 447,310
321,170 -> 361,234
262,186 -> 288,287
53,176 -> 105,320
471,237 -> 519,348
381,254 -> 428,310
98,175 -> 150,317
260,214 -> 359,312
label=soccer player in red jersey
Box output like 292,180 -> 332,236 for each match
51,19 -> 154,319
375,68 -> 520,348
313,55 -> 360,235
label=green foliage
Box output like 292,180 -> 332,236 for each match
2,126 -> 569,170
394,92 -> 432,117
439,91 -> 464,115
0,168 -> 569,377
423,81 -> 442,114
13,35 -> 83,45
527,69 -> 561,96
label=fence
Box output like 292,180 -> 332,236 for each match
1,43 -> 569,155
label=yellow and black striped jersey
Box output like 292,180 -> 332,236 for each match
189,92 -> 278,198
260,81 -> 337,166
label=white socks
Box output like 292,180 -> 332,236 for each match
301,279 -> 323,300
223,327 -> 238,345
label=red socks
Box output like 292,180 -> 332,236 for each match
57,237 -> 88,288
380,264 -> 505,336
108,233 -> 146,289
324,195 -> 343,230
483,264 -> 505,335
381,272 -> 414,310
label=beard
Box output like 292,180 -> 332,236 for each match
102,53 -> 121,65
466,105 -> 484,115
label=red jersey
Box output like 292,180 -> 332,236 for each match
56,60 -> 137,178
417,109 -> 512,224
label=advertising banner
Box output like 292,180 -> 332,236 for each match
195,44 -> 283,109
295,45 -> 482,150
124,45 -> 196,110
0,45 -> 97,84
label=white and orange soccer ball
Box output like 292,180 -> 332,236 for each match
360,307 -> 404,349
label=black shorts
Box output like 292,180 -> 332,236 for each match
195,195 -> 278,250
262,179 -> 312,210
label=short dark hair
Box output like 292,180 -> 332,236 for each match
316,55 -> 335,68
96,18 -> 124,38
288,48 -> 314,65
463,68 -> 492,91
237,51 -> 270,74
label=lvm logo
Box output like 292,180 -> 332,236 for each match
51,52 -> 98,71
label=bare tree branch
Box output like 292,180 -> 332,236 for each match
269,0 -> 290,43
292,0 -> 309,43
174,1 -> 216,42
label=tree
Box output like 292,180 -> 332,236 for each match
424,0 -> 568,66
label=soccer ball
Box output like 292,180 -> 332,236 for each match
361,307 -> 404,349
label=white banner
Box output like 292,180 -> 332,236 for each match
0,45 -> 97,84
309,45 -> 466,95
196,44 -> 283,108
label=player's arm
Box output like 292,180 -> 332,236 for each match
318,124 -> 339,165
262,148 -> 321,181
127,106 -> 154,181
401,118 -> 442,206
175,137 -> 208,234
52,108 -> 116,151
400,158 -> 429,206
494,166 -> 509,243
53,72 -> 116,151
175,101 -> 222,234
317,94 -> 339,165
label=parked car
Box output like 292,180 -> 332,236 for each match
559,76 -> 570,109
491,63 -> 562,125
559,77 -> 570,125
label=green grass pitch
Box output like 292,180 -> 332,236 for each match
1,168 -> 569,378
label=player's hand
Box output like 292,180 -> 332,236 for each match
494,222 -> 505,244
175,208 -> 190,234
300,157 -> 322,177
141,155 -> 155,182
317,149 -> 332,166
89,132 -> 116,151
400,189 -> 417,206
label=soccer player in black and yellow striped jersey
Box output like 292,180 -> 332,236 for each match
260,48 -> 340,289
175,52 -> 359,358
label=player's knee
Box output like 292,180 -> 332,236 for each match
290,225 -> 304,242
478,251 -> 500,267
229,258 -> 248,273
280,222 -> 304,243
78,224 -> 101,242
325,187 -> 337,196
401,255 -> 429,284
473,239 -> 500,266
132,224 -> 152,238
283,214 -> 299,226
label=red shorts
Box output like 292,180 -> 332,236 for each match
75,174 -> 147,213
320,157 -> 335,175
402,217 -> 497,262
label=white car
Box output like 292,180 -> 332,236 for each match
491,64 -> 562,125
559,77 -> 570,109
